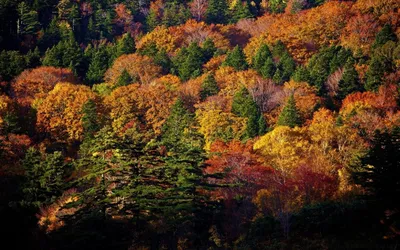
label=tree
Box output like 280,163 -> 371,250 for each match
277,94 -> 301,128
200,73 -> 219,101
352,128 -> 400,207
253,43 -> 275,78
372,24 -> 397,49
178,42 -> 205,81
190,0 -> 208,21
338,58 -> 361,99
82,99 -> 101,140
202,38 -> 217,62
145,9 -> 160,32
116,69 -> 133,87
115,33 -> 136,57
36,83 -> 99,143
232,87 -> 265,138
86,45 -> 112,85
17,2 -> 39,36
22,148 -> 67,207
365,56 -> 385,92
231,1 -> 254,23
223,45 -> 248,71
206,0 -> 229,24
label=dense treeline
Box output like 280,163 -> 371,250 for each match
0,0 -> 400,249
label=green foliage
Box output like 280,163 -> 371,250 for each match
82,99 -> 100,140
177,42 -> 205,81
86,44 -> 114,85
338,58 -> 361,99
206,0 -> 229,24
230,1 -> 254,23
253,43 -> 275,78
372,24 -> 397,49
202,38 -> 217,61
162,2 -> 191,27
116,68 -> 133,87
200,73 -> 219,101
115,33 -> 136,57
268,0 -> 287,13
146,9 -> 160,32
0,50 -> 27,81
352,128 -> 400,207
42,32 -> 84,76
292,65 -> 310,82
277,94 -> 301,128
365,56 -> 385,92
223,45 -> 248,71
17,2 -> 40,36
22,148 -> 67,207
232,87 -> 265,138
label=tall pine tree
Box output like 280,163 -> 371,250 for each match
276,94 -> 301,128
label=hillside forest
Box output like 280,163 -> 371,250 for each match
0,0 -> 400,249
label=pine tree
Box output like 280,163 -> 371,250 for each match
365,56 -> 385,92
292,65 -> 310,82
338,58 -> 360,99
372,24 -> 398,49
115,33 -> 136,58
280,52 -> 296,82
25,47 -> 41,68
22,148 -> 67,207
277,94 -> 301,128
223,45 -> 248,71
82,99 -> 100,140
352,128 -> 400,207
86,45 -> 110,85
202,38 -> 217,61
178,42 -> 205,81
206,0 -> 229,24
232,87 -> 264,138
200,73 -> 219,101
116,69 -> 133,87
260,57 -> 276,79
253,43 -> 272,72
146,9 -> 159,32
258,114 -> 268,135
230,1 -> 253,23
17,2 -> 40,36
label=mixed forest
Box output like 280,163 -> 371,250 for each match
0,0 -> 400,249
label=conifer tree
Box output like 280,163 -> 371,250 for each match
116,69 -> 133,87
338,58 -> 361,99
280,52 -> 296,82
146,9 -> 160,32
86,46 -> 110,85
232,87 -> 264,138
202,38 -> 217,61
178,42 -> 205,81
82,99 -> 100,140
277,94 -> 301,128
200,73 -> 219,101
292,65 -> 310,82
372,24 -> 397,49
253,43 -> 272,72
206,0 -> 229,24
231,1 -> 253,23
115,33 -> 136,58
223,45 -> 248,71
365,56 -> 385,92
17,2 -> 40,36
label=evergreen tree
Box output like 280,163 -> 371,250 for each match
206,0 -> 229,24
146,9 -> 160,32
38,17 -> 61,51
153,48 -> 173,74
232,87 -> 264,138
200,73 -> 219,101
202,38 -> 217,61
82,99 -> 100,140
372,24 -> 397,49
352,128 -> 400,207
0,50 -> 27,81
277,94 -> 301,128
222,45 -> 248,71
258,114 -> 268,135
22,148 -> 67,207
25,47 -> 41,68
86,45 -> 111,85
365,56 -> 385,92
338,57 -> 361,99
253,43 -> 272,72
116,69 -> 133,87
178,42 -> 205,81
292,65 -> 310,82
17,2 -> 40,36
260,57 -> 276,79
280,52 -> 296,82
231,1 -> 254,23
115,33 -> 136,58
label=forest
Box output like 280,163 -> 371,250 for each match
0,0 -> 399,249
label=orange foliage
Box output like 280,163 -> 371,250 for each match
36,83 -> 99,143
340,14 -> 379,55
0,134 -> 32,175
11,67 -> 76,107
0,94 -> 16,131
104,53 -> 162,86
